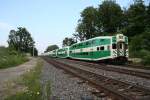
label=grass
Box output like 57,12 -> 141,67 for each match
44,80 -> 51,100
5,59 -> 44,100
0,47 -> 28,69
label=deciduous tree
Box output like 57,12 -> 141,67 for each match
8,27 -> 37,56
75,6 -> 99,40
45,45 -> 59,52
98,0 -> 123,34
125,0 -> 146,37
62,37 -> 76,47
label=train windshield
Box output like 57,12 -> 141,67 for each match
112,44 -> 116,49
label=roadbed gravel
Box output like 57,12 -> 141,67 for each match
55,58 -> 150,90
41,59 -> 104,100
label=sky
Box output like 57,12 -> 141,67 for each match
0,0 -> 149,54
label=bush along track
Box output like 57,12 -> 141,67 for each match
0,47 -> 28,69
5,59 -> 44,100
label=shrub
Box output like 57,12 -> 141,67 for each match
0,47 -> 28,69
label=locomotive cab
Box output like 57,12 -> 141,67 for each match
112,34 -> 128,62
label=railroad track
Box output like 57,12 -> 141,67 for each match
42,57 -> 150,100
58,58 -> 150,79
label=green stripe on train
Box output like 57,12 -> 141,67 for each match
70,50 -> 111,59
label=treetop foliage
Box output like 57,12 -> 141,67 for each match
98,0 -> 123,33
62,37 -> 77,47
45,45 -> 59,52
8,27 -> 38,56
73,0 -> 149,41
74,0 -> 125,41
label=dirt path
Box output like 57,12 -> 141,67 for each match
0,57 -> 37,99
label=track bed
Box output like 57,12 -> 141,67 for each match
42,57 -> 150,100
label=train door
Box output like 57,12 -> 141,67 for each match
117,42 -> 125,57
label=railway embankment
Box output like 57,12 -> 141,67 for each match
42,57 -> 150,100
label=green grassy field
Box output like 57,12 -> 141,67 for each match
0,47 -> 28,69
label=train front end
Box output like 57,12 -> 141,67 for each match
111,34 -> 128,63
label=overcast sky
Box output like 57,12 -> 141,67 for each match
0,0 -> 149,54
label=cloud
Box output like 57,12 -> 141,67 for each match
0,22 -> 14,31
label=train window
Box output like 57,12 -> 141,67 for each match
100,46 -> 104,50
97,47 -> 100,51
86,52 -> 88,55
83,52 -> 86,55
119,44 -> 122,49
70,51 -> 72,53
100,39 -> 104,41
82,52 -> 84,55
112,44 -> 116,49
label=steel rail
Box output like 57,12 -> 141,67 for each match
61,58 -> 150,79
42,57 -> 150,100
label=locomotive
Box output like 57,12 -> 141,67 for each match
42,34 -> 128,63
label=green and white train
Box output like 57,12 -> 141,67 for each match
43,34 -> 128,63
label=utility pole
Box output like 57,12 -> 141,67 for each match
33,44 -> 34,57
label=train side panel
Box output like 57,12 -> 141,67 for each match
69,37 -> 112,61
57,47 -> 69,58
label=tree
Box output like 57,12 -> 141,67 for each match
30,47 -> 38,56
130,28 -> 150,63
45,45 -> 59,52
74,23 -> 86,41
146,3 -> 150,28
124,0 -> 146,37
75,6 -> 99,41
8,30 -> 18,50
98,0 -> 123,34
8,27 -> 37,56
74,0 -> 123,41
62,37 -> 76,47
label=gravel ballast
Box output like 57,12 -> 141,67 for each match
56,58 -> 150,90
41,59 -> 104,100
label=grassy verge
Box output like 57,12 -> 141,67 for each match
0,47 -> 28,69
5,59 -> 44,100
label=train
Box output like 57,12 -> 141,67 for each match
42,34 -> 128,63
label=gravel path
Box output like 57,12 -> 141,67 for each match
0,57 -> 37,99
0,57 -> 37,83
41,59 -> 104,100
56,58 -> 150,90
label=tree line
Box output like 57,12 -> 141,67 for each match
62,0 -> 149,43
8,27 -> 38,56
